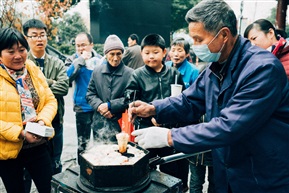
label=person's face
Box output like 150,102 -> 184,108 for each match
106,50 -> 123,67
26,28 -> 47,54
141,46 -> 166,72
127,37 -> 135,47
247,28 -> 275,49
75,34 -> 94,55
169,45 -> 189,66
189,22 -> 224,53
0,43 -> 27,70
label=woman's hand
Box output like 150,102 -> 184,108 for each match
38,120 -> 45,126
20,130 -> 42,143
25,131 -> 43,143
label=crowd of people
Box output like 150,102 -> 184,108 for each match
1,0 -> 289,192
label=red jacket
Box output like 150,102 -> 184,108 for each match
272,37 -> 289,80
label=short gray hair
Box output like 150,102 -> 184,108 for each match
185,0 -> 237,37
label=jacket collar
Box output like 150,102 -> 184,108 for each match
272,37 -> 289,58
177,59 -> 189,76
209,36 -> 241,75
0,64 -> 13,83
101,60 -> 125,76
28,51 -> 47,64
209,36 -> 247,90
144,63 -> 166,73
0,62 -> 32,86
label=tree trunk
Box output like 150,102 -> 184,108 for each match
276,0 -> 288,30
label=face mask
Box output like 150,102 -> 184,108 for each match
192,30 -> 224,62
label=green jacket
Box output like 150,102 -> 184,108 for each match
28,52 -> 69,124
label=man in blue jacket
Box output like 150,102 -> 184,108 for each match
66,32 -> 102,164
129,0 -> 289,192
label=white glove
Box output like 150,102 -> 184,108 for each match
131,127 -> 170,149
81,50 -> 92,60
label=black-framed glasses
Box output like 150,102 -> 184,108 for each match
27,35 -> 47,40
76,43 -> 91,48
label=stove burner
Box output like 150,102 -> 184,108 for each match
51,166 -> 183,193
77,174 -> 151,193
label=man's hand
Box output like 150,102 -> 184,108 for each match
46,79 -> 56,86
128,100 -> 156,122
151,117 -> 161,126
97,103 -> 113,118
98,103 -> 109,114
131,127 -> 170,149
81,50 -> 92,60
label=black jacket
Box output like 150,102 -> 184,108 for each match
86,61 -> 133,135
125,64 -> 184,128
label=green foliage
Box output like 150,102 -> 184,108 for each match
48,12 -> 88,55
94,44 -> 104,55
57,43 -> 75,55
266,7 -> 289,38
171,0 -> 201,32
57,12 -> 88,42
266,7 -> 276,24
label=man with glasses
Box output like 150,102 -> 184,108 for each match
22,19 -> 69,191
66,32 -> 102,164
129,0 -> 289,192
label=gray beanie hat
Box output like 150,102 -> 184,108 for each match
103,34 -> 124,54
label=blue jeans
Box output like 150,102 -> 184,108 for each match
189,164 -> 215,193
188,152 -> 215,193
76,111 -> 94,163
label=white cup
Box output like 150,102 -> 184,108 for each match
171,84 -> 183,97
116,132 -> 129,153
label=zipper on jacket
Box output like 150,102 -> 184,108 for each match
211,71 -> 224,87
159,77 -> 164,99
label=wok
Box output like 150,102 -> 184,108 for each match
78,141 -> 211,192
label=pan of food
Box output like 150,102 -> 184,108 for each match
77,132 -> 211,193
78,140 -> 151,192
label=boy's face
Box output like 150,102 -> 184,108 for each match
169,45 -> 189,66
141,46 -> 166,72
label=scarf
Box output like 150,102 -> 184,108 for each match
6,66 -> 37,124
